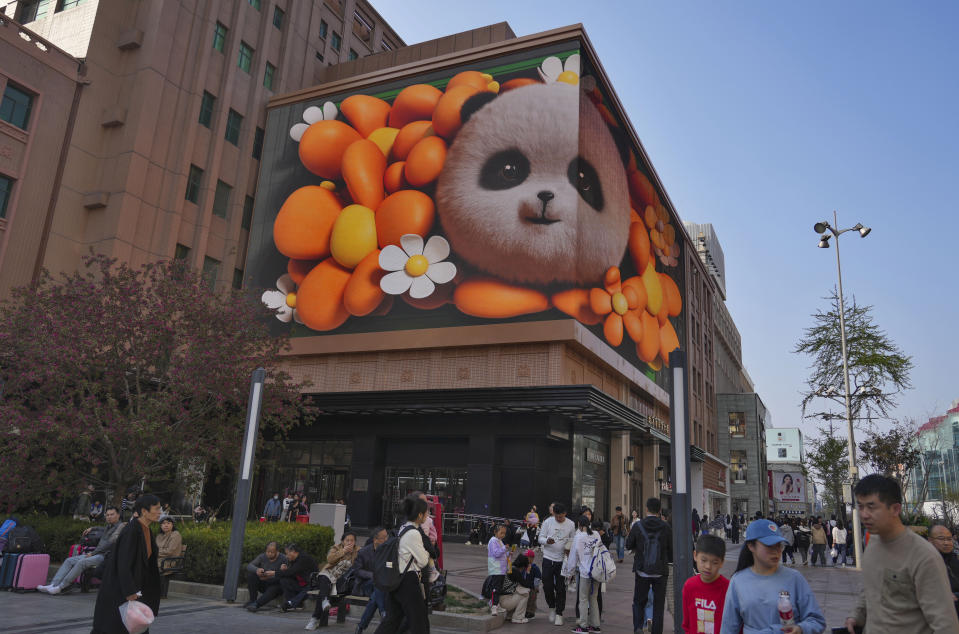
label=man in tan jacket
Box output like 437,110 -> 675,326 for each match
846,475 -> 959,634
810,518 -> 828,567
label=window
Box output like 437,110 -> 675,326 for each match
211,180 -> 232,218
315,51 -> 324,62
353,11 -> 373,42
319,20 -> 328,38
331,31 -> 341,51
174,243 -> 191,260
57,0 -> 85,11
730,450 -> 747,483
238,41 -> 254,73
225,109 -> 242,145
1,82 -> 34,130
19,0 -> 52,22
213,22 -> 228,52
252,127 -> 264,160
185,165 -> 203,203
247,0 -> 260,9
202,256 -> 220,291
381,40 -> 393,52
198,91 -> 215,128
0,174 -> 13,219
348,49 -> 358,61
728,412 -> 746,437
273,6 -> 284,28
263,62 -> 276,90
241,195 -> 255,230
233,268 -> 244,290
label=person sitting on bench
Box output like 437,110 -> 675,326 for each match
244,541 -> 287,611
305,532 -> 359,630
39,507 -> 123,595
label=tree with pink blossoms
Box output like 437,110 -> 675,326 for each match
0,255 -> 311,511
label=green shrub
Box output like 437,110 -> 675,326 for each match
1,514 -> 93,561
177,521 -> 335,585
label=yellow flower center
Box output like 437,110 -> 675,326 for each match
285,293 -> 297,308
611,292 -> 629,315
405,254 -> 429,277
557,70 -> 579,85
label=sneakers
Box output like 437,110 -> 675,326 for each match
525,612 -> 536,619
645,618 -> 653,633
554,614 -> 564,626
491,605 -> 502,616
246,602 -> 259,612
47,585 -> 61,595
549,609 -> 556,623
571,628 -> 588,633
590,627 -> 602,633
511,617 -> 530,624
305,617 -> 320,630
282,600 -> 295,612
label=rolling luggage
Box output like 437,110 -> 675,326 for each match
0,552 -> 20,589
12,553 -> 49,591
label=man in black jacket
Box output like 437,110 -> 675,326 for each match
354,527 -> 388,633
929,523 -> 959,618
276,543 -> 317,611
625,497 -> 673,634
91,494 -> 162,634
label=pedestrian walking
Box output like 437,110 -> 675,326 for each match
611,506 -> 628,563
810,518 -> 827,566
779,521 -> 796,565
845,475 -> 959,633
626,497 -> 672,634
730,515 -> 740,544
91,494 -> 163,634
374,494 -> 431,634
928,522 -> 959,620
538,502 -> 576,626
563,515 -> 603,633
831,520 -> 848,567
681,535 -> 729,634
263,493 -> 282,522
720,520 -> 825,634
795,519 -> 811,566
353,528 -> 388,634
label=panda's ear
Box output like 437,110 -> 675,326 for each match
460,92 -> 498,125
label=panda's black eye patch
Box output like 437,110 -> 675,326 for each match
567,157 -> 604,211
479,149 -> 530,190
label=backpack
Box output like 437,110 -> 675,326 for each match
636,522 -> 666,576
588,537 -> 617,583
373,525 -> 415,593
81,525 -> 107,548
3,525 -> 43,554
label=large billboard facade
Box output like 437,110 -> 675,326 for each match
766,428 -> 803,463
247,40 -> 685,382
772,471 -> 805,504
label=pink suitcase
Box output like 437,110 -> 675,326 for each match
13,553 -> 50,591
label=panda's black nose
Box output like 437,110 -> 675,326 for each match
537,191 -> 554,203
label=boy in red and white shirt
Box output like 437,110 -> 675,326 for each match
682,534 -> 729,634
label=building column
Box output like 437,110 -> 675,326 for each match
641,441 -> 660,508
609,432 -> 629,513
466,434 -> 499,515
349,434 -> 378,527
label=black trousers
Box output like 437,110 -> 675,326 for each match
541,558 -> 566,615
246,571 -> 281,604
632,574 -> 667,634
374,571 -> 429,634
310,576 -> 347,623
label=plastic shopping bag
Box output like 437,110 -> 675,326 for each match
829,547 -> 838,560
119,600 -> 155,634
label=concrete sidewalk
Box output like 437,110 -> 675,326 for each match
0,540 -> 861,633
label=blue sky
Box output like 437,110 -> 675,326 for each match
374,1 -> 959,437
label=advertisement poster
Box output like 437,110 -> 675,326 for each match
247,42 -> 685,385
772,471 -> 804,503
766,428 -> 803,463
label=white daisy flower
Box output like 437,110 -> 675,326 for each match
289,101 -> 338,142
378,234 -> 456,299
538,54 -> 581,85
261,274 -> 302,323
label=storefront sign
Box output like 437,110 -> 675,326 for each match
586,448 -> 607,466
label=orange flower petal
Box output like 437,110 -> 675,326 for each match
589,287 -> 613,315
604,313 -> 623,347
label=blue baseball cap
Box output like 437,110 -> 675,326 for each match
744,520 -> 788,546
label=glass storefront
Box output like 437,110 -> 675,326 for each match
573,434 -> 609,520
382,467 -> 467,528
255,441 -> 353,510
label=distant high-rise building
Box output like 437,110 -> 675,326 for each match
684,221 -> 725,300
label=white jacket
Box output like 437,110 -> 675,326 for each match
398,522 -> 430,573
538,516 -> 576,563
832,527 -> 847,545
562,529 -> 602,578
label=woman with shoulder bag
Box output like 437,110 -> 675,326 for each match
305,532 -> 359,630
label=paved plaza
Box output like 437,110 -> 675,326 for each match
0,540 -> 862,633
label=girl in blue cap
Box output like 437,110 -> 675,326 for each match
720,519 -> 826,634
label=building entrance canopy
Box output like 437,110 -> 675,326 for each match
309,385 -> 665,438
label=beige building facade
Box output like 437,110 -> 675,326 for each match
0,0 -> 402,293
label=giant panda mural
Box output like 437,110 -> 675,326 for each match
256,49 -> 684,377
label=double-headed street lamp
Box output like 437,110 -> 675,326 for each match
814,211 -> 871,570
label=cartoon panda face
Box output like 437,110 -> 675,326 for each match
436,82 -> 630,287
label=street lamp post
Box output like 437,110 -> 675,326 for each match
813,211 -> 871,571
